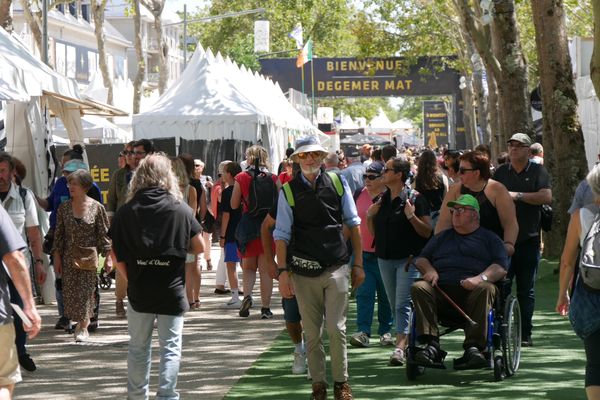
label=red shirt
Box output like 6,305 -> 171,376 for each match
234,169 -> 278,213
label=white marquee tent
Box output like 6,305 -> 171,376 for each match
133,46 -> 318,168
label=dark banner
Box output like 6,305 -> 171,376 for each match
423,101 -> 449,148
180,138 -> 252,178
260,56 -> 460,98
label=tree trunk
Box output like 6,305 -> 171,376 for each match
473,69 -> 490,146
133,0 -> 145,114
592,0 -> 600,98
461,81 -> 476,149
19,0 -> 43,57
486,68 -> 501,157
91,0 -> 113,105
155,13 -> 168,95
531,0 -> 588,258
0,0 -> 12,32
489,0 -> 532,142
141,0 -> 167,94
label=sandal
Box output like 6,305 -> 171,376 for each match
189,300 -> 200,310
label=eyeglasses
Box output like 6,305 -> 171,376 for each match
133,151 -> 147,156
458,167 -> 477,174
508,142 -> 529,149
362,174 -> 382,181
450,207 -> 474,215
296,151 -> 322,160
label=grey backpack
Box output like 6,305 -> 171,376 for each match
579,212 -> 600,293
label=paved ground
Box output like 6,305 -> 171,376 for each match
14,245 -> 284,399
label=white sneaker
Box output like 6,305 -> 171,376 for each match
226,298 -> 242,308
74,327 -> 89,343
349,331 -> 370,348
379,332 -> 394,346
292,351 -> 307,374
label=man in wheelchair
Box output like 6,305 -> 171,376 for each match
412,194 -> 509,370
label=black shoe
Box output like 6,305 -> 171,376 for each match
239,295 -> 253,317
19,353 -> 36,372
214,288 -> 231,295
414,343 -> 442,366
454,347 -> 488,370
260,308 -> 273,319
88,318 -> 99,333
54,316 -> 70,330
521,336 -> 533,347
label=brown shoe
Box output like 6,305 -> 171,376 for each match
334,381 -> 353,400
311,382 -> 327,400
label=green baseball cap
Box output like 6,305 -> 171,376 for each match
447,194 -> 480,213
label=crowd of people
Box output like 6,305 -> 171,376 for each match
0,132 -> 598,400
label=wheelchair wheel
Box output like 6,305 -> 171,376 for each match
99,274 -> 112,290
493,355 -> 505,381
502,294 -> 521,377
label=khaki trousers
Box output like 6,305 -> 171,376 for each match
411,280 -> 497,350
291,264 -> 350,383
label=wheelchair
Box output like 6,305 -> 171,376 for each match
405,280 -> 521,382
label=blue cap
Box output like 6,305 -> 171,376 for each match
63,159 -> 89,172
366,161 -> 384,174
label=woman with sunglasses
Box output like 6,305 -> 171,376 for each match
367,156 -> 432,366
435,151 -> 518,256
415,149 -> 449,229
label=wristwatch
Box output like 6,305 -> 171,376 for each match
480,274 -> 489,282
516,192 -> 524,201
277,268 -> 289,277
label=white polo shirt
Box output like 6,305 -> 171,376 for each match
0,182 -> 39,239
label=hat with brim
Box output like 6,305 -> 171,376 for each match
447,194 -> 480,214
290,136 -> 327,162
63,159 -> 89,172
507,133 -> 533,146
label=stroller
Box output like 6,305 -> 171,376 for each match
99,266 -> 115,290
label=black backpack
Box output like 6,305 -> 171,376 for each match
245,158 -> 277,219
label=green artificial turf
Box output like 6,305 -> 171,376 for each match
225,259 -> 587,400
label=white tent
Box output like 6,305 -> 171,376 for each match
133,46 -> 317,169
50,115 -> 132,143
576,76 -> 600,171
368,108 -> 393,132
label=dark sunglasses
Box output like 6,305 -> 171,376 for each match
362,174 -> 381,181
297,151 -> 323,160
449,207 -> 474,215
458,167 -> 477,174
120,150 -> 133,156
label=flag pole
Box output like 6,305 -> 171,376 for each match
310,58 -> 315,123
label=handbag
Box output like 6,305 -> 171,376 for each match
43,227 -> 55,255
540,204 -> 553,232
201,211 -> 216,233
70,230 -> 98,271
72,245 -> 99,271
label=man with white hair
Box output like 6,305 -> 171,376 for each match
274,136 -> 364,400
340,147 -> 365,194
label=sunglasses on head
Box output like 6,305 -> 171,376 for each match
362,174 -> 381,181
296,151 -> 322,160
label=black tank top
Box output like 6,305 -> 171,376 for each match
419,175 -> 445,212
460,183 -> 503,239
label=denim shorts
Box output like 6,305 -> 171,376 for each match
282,296 -> 301,323
224,242 -> 240,263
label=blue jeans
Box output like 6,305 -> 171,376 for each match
507,237 -> 541,339
378,257 -> 420,335
355,252 -> 392,336
127,307 -> 184,400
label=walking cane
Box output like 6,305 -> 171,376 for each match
434,285 -> 478,327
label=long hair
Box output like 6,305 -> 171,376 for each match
170,157 -> 189,189
245,145 -> 270,169
127,154 -> 182,202
415,149 -> 442,192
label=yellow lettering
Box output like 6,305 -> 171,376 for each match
343,81 -> 350,91
385,80 -> 395,90
406,80 -> 412,90
90,167 -> 100,182
396,80 -> 405,90
102,190 -> 108,204
349,61 -> 358,71
327,61 -> 334,72
340,61 -> 347,71
326,81 -> 333,91
318,81 -> 325,91
371,81 -> 379,91
385,60 -> 394,71
100,168 -> 110,182
352,81 -> 362,90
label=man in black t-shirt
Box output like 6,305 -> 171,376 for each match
110,154 -> 203,400
493,133 -> 552,347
